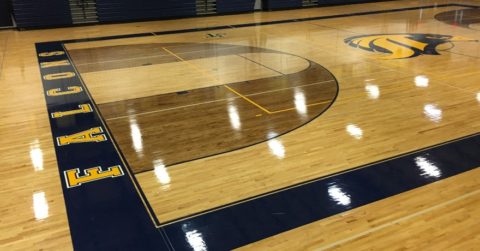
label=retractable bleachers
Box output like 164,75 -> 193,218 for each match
11,0 -> 391,29
0,0 -> 12,27
264,0 -> 385,10
12,0 -> 72,28
264,0 -> 302,10
216,0 -> 255,14
96,0 -> 196,22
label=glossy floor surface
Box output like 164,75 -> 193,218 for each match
68,43 -> 338,171
1,0 -> 480,250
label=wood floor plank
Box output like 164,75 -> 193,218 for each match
2,0 -> 480,249
238,168 -> 480,250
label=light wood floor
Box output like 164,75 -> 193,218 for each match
1,0 -> 480,250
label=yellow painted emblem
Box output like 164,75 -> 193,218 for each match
345,33 -> 476,59
47,86 -> 83,96
43,72 -> 76,80
51,104 -> 93,118
56,127 -> 107,146
38,51 -> 65,57
64,166 -> 124,188
40,60 -> 70,68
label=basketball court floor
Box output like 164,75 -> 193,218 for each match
1,0 -> 480,250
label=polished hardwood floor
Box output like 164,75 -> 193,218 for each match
1,0 -> 480,250
68,43 -> 337,171
436,8 -> 480,30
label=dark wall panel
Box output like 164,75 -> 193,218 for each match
265,0 -> 391,10
216,0 -> 255,14
264,0 -> 303,10
96,0 -> 197,22
319,0 -> 374,5
0,0 -> 13,27
12,0 -> 72,28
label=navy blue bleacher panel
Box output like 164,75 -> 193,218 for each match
0,0 -> 13,27
264,0 -> 303,10
96,0 -> 196,22
12,0 -> 72,28
216,0 -> 255,14
318,0 -> 382,6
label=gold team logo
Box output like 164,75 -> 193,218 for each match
344,33 -> 476,59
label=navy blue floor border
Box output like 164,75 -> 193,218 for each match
34,3 -> 480,250
36,42 -> 171,250
163,133 -> 480,250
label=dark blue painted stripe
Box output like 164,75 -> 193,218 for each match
163,134 -> 480,250
35,42 -> 170,250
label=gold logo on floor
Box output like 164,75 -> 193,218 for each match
344,34 -> 476,59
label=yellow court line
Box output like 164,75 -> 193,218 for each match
162,46 -> 271,114
269,100 -> 332,114
223,85 -> 272,114
162,47 -> 331,115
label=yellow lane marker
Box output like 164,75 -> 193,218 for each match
162,47 -> 219,83
162,46 -> 271,114
162,47 -> 331,115
223,85 -> 272,114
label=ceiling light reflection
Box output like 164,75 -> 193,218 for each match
328,185 -> 351,206
423,104 -> 442,123
267,132 -> 285,159
346,124 -> 363,139
185,230 -> 207,251
228,104 -> 241,131
30,139 -> 44,171
294,88 -> 308,116
415,75 -> 429,87
33,192 -> 49,220
153,160 -> 171,187
415,156 -> 442,178
129,117 -> 144,157
365,84 -> 380,99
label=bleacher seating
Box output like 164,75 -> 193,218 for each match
12,0 -> 392,29
216,0 -> 255,14
96,0 -> 196,22
264,0 -> 302,10
12,0 -> 72,28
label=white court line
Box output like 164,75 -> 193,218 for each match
72,45 -> 241,66
105,80 -> 334,121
